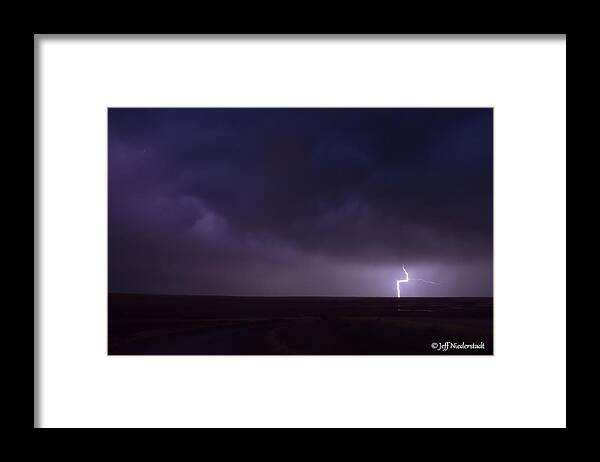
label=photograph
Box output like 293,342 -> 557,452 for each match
108,107 -> 493,355
36,34 -> 566,428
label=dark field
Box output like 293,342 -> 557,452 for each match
108,294 -> 493,355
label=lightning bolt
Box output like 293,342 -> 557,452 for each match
396,265 -> 438,298
396,265 -> 409,298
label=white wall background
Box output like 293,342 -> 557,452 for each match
36,35 -> 566,428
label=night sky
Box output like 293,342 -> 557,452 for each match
108,108 -> 493,297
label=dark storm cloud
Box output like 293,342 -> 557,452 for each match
108,108 -> 492,296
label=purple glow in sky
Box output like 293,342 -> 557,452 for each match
108,108 -> 493,297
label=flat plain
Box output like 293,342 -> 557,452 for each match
108,294 -> 493,355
